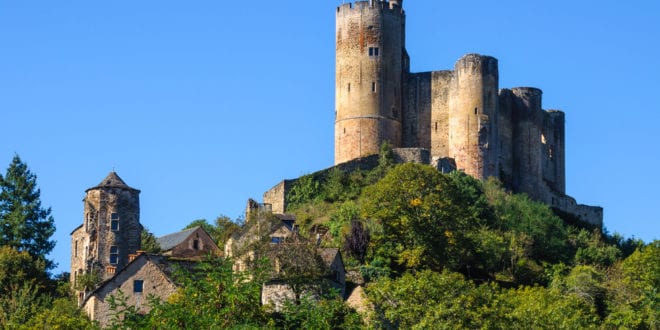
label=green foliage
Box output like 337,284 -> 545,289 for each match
0,155 -> 55,268
572,228 -> 622,266
361,163 -> 494,273
145,256 -> 269,328
140,226 -> 161,253
496,285 -> 600,329
604,241 -> 660,329
0,246 -> 48,297
287,174 -> 322,209
327,201 -> 359,241
0,282 -> 48,328
22,297 -> 98,330
488,185 -> 570,264
107,289 -> 145,329
278,292 -> 363,329
367,270 -> 497,329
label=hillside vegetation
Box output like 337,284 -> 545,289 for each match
0,151 -> 657,329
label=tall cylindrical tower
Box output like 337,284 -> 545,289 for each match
448,54 -> 499,179
81,172 -> 141,280
335,1 -> 406,164
511,87 -> 544,200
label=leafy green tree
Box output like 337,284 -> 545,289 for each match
279,292 -> 363,329
487,185 -> 569,264
495,285 -> 600,329
604,241 -> 660,328
144,256 -> 269,328
0,282 -> 50,328
23,297 -> 98,330
572,228 -> 622,266
140,226 -> 161,253
366,270 -> 497,329
0,155 -> 55,267
361,163 -> 490,272
0,246 -> 48,296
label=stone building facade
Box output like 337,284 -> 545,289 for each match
70,172 -> 142,285
81,253 -> 180,328
333,0 -> 602,225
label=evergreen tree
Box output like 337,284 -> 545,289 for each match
0,155 -> 55,267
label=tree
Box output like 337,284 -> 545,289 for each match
140,226 -> 161,253
361,163 -> 491,272
344,219 -> 370,264
0,155 -> 55,267
144,256 -> 269,328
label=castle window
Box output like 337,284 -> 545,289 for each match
133,280 -> 143,293
75,240 -> 78,257
368,47 -> 379,57
474,107 -> 478,114
372,82 -> 376,92
347,83 -> 350,92
111,213 -> 119,231
109,246 -> 118,264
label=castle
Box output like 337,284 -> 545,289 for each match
332,0 -> 602,225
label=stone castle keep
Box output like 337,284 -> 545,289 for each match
331,0 -> 602,225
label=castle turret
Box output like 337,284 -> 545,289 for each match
70,172 -> 141,286
335,1 -> 406,164
448,54 -> 500,179
511,87 -> 544,199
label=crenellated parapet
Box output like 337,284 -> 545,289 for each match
337,1 -> 404,15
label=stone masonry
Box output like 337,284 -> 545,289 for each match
332,1 -> 602,226
70,172 -> 142,286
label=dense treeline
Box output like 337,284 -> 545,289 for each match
0,151 -> 657,329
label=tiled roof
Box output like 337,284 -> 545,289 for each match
86,171 -> 139,192
156,227 -> 199,251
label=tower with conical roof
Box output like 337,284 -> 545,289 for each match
70,172 -> 141,286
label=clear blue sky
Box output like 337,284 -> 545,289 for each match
1,1 -> 658,275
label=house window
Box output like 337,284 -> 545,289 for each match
368,47 -> 379,57
111,213 -> 119,231
109,246 -> 118,264
271,237 -> 282,244
134,280 -> 143,293
193,239 -> 200,250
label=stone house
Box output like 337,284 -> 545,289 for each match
156,226 -> 220,259
81,253 -> 180,328
226,207 -> 347,310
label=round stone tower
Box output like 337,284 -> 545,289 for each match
511,87 -> 544,200
71,172 -> 141,282
335,0 -> 406,164
448,54 -> 500,179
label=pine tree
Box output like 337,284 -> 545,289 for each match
0,155 -> 55,267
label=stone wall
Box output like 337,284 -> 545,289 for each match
70,225 -> 86,286
263,180 -> 294,215
83,255 -> 178,328
83,186 -> 141,280
335,1 -> 406,164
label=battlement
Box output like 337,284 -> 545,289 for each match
455,53 -> 498,75
337,1 -> 404,15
